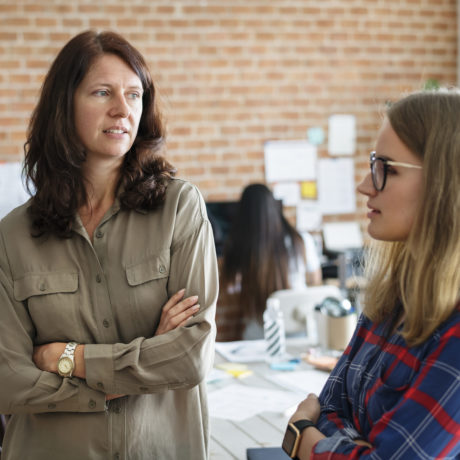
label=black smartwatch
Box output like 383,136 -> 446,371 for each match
282,419 -> 316,459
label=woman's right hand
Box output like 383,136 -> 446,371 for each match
154,289 -> 200,336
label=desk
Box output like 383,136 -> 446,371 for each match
208,338 -> 332,460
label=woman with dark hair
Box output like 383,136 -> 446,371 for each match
0,30 -> 217,460
282,90 -> 460,459
218,183 -> 321,341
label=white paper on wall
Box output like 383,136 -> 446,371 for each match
0,162 -> 30,219
328,114 -> 356,156
264,140 -> 317,183
296,201 -> 322,231
273,182 -> 301,207
317,158 -> 356,215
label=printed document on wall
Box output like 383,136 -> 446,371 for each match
318,158 -> 356,215
264,140 -> 317,183
328,114 -> 356,156
0,162 -> 30,219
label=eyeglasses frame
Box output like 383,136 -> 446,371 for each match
370,151 -> 422,191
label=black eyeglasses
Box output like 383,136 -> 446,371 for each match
370,151 -> 422,191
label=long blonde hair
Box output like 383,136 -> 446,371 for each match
364,89 -> 460,345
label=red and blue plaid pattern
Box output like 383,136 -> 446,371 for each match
313,307 -> 460,459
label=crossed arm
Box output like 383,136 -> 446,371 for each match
32,288 -> 200,400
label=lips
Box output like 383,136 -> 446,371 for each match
103,127 -> 128,134
367,203 -> 380,217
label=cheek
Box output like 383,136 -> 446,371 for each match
74,106 -> 95,142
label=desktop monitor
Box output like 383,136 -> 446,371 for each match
205,201 -> 240,257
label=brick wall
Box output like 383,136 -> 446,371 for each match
0,0 -> 457,231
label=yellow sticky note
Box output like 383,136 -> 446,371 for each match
301,181 -> 317,199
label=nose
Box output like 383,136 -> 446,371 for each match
109,93 -> 130,118
357,172 -> 377,197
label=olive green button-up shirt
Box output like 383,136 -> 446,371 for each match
0,179 -> 218,460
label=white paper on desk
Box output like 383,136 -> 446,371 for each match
0,162 -> 30,219
215,340 -> 267,363
264,140 -> 317,183
268,370 -> 330,396
317,158 -> 356,215
208,384 -> 302,421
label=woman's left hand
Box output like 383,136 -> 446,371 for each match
290,393 -> 321,424
154,289 -> 200,336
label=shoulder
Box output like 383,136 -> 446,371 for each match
164,178 -> 207,218
0,200 -> 32,238
162,179 -> 209,244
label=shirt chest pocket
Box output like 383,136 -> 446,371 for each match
124,250 -> 171,326
13,271 -> 80,341
125,250 -> 170,287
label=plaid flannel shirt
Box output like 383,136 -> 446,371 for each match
313,307 -> 460,459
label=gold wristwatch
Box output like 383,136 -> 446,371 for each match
282,419 -> 316,459
57,342 -> 78,377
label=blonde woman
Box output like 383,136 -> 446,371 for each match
282,90 -> 460,459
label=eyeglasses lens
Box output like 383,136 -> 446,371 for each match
371,157 -> 385,191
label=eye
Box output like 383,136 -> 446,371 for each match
94,89 -> 109,97
386,165 -> 397,175
127,91 -> 142,100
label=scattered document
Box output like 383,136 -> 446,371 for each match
215,340 -> 267,363
208,384 -> 302,421
264,140 -> 317,183
268,370 -> 330,396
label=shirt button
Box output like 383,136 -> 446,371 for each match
96,274 -> 102,283
114,453 -> 120,460
114,406 -> 122,414
159,265 -> 166,274
95,230 -> 103,238
39,283 -> 46,291
97,382 -> 104,389
102,319 -> 110,328
48,403 -> 56,409
88,399 -> 96,409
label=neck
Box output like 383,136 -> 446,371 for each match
81,156 -> 122,210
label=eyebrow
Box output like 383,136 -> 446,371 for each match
89,82 -> 144,92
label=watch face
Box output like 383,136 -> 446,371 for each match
58,357 -> 73,374
282,424 -> 298,457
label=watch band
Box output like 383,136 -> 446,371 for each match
282,419 -> 316,459
292,419 -> 316,432
57,341 -> 78,377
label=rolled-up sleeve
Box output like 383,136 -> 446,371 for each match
0,233 -> 106,415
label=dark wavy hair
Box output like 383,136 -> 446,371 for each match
24,30 -> 176,237
220,183 -> 306,322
